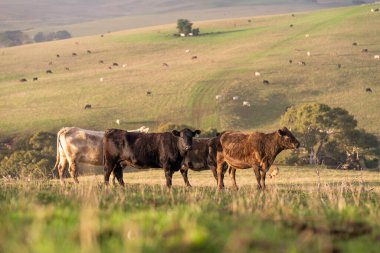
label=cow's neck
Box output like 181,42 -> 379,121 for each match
263,133 -> 284,164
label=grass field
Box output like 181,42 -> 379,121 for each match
1,167 -> 380,253
1,4 -> 380,140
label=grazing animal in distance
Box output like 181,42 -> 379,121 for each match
100,77 -> 104,82
305,34 -> 309,38
87,50 -> 92,54
99,60 -> 104,64
162,63 -> 169,67
232,96 -> 239,100
103,128 -> 201,187
46,70 -> 53,74
215,95 -> 222,100
65,67 -> 70,71
19,78 -> 27,82
215,127 -> 300,190
352,42 -> 358,46
72,53 -> 77,56
255,72 -> 261,77
268,166 -> 279,178
100,34 -> 104,37
146,91 -> 152,96
291,14 -> 295,17
54,126 -> 149,184
112,62 -> 119,66
289,59 -> 293,64
362,49 -> 368,53
290,24 -> 293,27
185,49 -> 190,53
192,56 -> 198,60
263,80 -> 270,85
49,61 -> 53,65
33,77 -> 38,81
374,55 -> 380,60
115,119 -> 120,125
366,88 -> 372,93
84,104 -> 92,109
122,64 -> 127,68
307,51 -> 311,57
243,101 -> 251,107
56,54 -> 60,58
298,61 -> 306,66
337,64 -> 341,69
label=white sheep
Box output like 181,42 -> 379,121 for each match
233,96 -> 239,101
185,49 -> 190,53
215,95 -> 222,100
122,64 -> 127,68
305,34 -> 309,38
374,55 -> 380,60
255,71 -> 261,77
307,51 -> 311,57
243,101 -> 251,107
100,77 -> 104,82
116,119 -> 120,125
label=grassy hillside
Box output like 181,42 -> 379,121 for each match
0,4 -> 379,139
0,0 -> 363,36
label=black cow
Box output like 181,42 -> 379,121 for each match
180,137 -> 219,187
33,77 -> 38,81
103,128 -> 201,188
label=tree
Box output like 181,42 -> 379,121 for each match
177,19 -> 193,35
55,30 -> 72,40
280,103 -> 379,168
0,30 -> 31,47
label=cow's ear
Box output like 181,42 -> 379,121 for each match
194,130 -> 201,136
216,132 -> 221,137
277,129 -> 286,136
172,130 -> 180,136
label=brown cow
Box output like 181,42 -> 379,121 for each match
216,127 -> 299,190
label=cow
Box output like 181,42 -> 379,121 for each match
352,42 -> 358,46
112,62 -> 119,66
84,104 -> 92,109
179,136 -> 224,187
146,91 -> 152,96
46,70 -> 53,74
298,61 -> 306,66
99,60 -> 104,64
366,88 -> 372,93
56,54 -> 60,58
263,80 -> 270,85
103,128 -> 201,187
65,67 -> 70,71
33,77 -> 38,81
192,56 -> 198,60
362,49 -> 368,53
337,64 -> 341,69
19,78 -> 27,82
72,53 -> 77,56
53,126 -> 149,184
289,59 -> 293,64
162,63 -> 169,67
215,127 -> 300,190
87,50 -> 92,54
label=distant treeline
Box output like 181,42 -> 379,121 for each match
0,30 -> 72,47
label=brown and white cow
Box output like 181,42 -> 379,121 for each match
216,127 -> 299,190
54,126 -> 149,183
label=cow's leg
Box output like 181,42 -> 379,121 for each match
260,170 -> 267,190
58,157 -> 68,185
253,166 -> 262,190
114,165 -> 125,187
230,167 -> 238,190
103,160 -> 114,186
211,167 -> 218,185
68,160 -> 79,184
180,167 -> 191,187
111,171 -> 116,185
216,153 -> 225,190
164,169 -> 174,189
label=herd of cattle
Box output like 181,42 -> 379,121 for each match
54,125 -> 299,190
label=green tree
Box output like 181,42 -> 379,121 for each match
177,19 -> 193,35
280,103 -> 378,167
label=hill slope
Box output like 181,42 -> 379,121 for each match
0,4 -> 379,138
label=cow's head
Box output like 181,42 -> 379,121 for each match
276,127 -> 300,149
172,128 -> 201,152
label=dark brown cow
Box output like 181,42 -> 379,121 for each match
180,136 -> 226,187
216,127 -> 299,190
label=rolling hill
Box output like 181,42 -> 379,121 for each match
0,4 -> 379,140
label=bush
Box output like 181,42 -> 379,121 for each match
0,132 -> 56,179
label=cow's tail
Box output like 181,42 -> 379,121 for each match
53,128 -> 65,175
